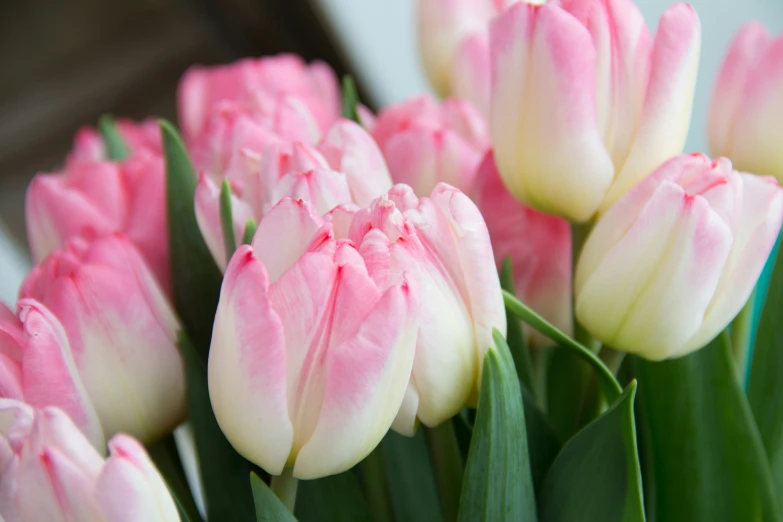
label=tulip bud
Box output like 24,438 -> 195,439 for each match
195,121 -> 392,271
19,233 -> 185,443
0,400 -> 180,522
473,152 -> 572,345
575,154 -> 783,360
0,300 -> 104,449
349,183 -> 506,433
490,1 -> 701,222
67,118 -> 161,165
370,96 -> 489,197
709,22 -> 783,181
208,198 -> 419,479
26,150 -> 170,292
178,54 -> 340,143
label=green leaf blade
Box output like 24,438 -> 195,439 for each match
98,114 -> 130,161
637,334 -> 780,522
538,381 -> 645,522
251,472 -> 296,522
295,471 -> 372,522
341,75 -> 360,123
219,180 -> 237,261
458,329 -> 537,522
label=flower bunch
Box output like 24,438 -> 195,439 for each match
4,0 -> 783,521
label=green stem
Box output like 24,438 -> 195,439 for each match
503,290 -> 622,402
270,468 -> 299,514
731,289 -> 755,382
358,446 -> 394,522
530,346 -> 550,411
146,434 -> 202,522
600,347 -> 627,376
571,220 -> 601,354
425,420 -> 463,522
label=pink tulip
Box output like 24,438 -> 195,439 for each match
575,153 -> 783,360
208,198 -> 419,479
348,183 -> 505,433
370,95 -> 489,197
473,153 -> 572,346
0,300 -> 104,449
709,22 -> 783,182
490,0 -> 701,221
67,118 -> 162,164
418,0 -> 516,114
26,148 -> 170,292
19,233 -> 185,443
178,54 -> 340,143
195,120 -> 392,270
0,400 -> 180,522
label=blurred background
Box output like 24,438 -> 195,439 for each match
1,0 -> 782,302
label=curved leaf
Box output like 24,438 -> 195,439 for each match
458,329 -> 537,522
382,430 -> 443,522
637,334 -> 780,522
98,114 -> 130,161
251,473 -> 296,522
538,381 -> 644,522
295,471 -> 372,522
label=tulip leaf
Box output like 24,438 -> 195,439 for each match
161,120 -> 223,360
522,388 -> 561,491
750,234 -> 783,498
500,258 -> 536,399
180,334 -> 256,522
341,75 -> 360,123
98,114 -> 130,161
251,473 -> 296,522
295,471 -> 372,522
538,381 -> 645,522
636,333 -> 781,522
381,430 -> 443,522
458,329 -> 537,522
243,219 -> 257,245
219,180 -> 237,261
503,290 -> 622,404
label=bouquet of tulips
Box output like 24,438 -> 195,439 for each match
4,0 -> 783,521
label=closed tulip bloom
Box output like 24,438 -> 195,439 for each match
19,233 -> 185,443
348,183 -> 506,433
0,400 -> 180,522
473,153 -> 572,345
575,154 -> 783,360
371,96 -> 489,196
490,0 -> 701,222
26,149 -> 170,292
0,300 -> 104,449
195,121 -> 392,270
178,54 -> 340,143
208,198 -> 419,479
67,118 -> 162,164
709,22 -> 783,181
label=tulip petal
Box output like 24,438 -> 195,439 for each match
490,2 -> 614,221
94,435 -> 180,522
16,300 -> 104,450
294,280 -> 418,479
603,3 -> 701,212
319,120 -> 393,206
209,245 -> 292,475
195,173 -> 255,271
271,168 -> 353,215
251,198 -> 329,283
680,174 -> 783,354
708,22 -> 770,159
451,31 -> 491,117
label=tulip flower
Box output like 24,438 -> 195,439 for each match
19,233 -> 185,443
0,400 -> 180,522
709,22 -> 783,182
208,198 -> 419,479
575,154 -> 783,360
348,183 -> 506,433
490,0 -> 701,222
26,148 -> 170,292
195,120 -> 392,270
370,95 -> 489,196
67,118 -> 162,164
0,300 -> 104,449
418,0 -> 519,115
178,54 -> 340,143
473,152 -> 572,345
